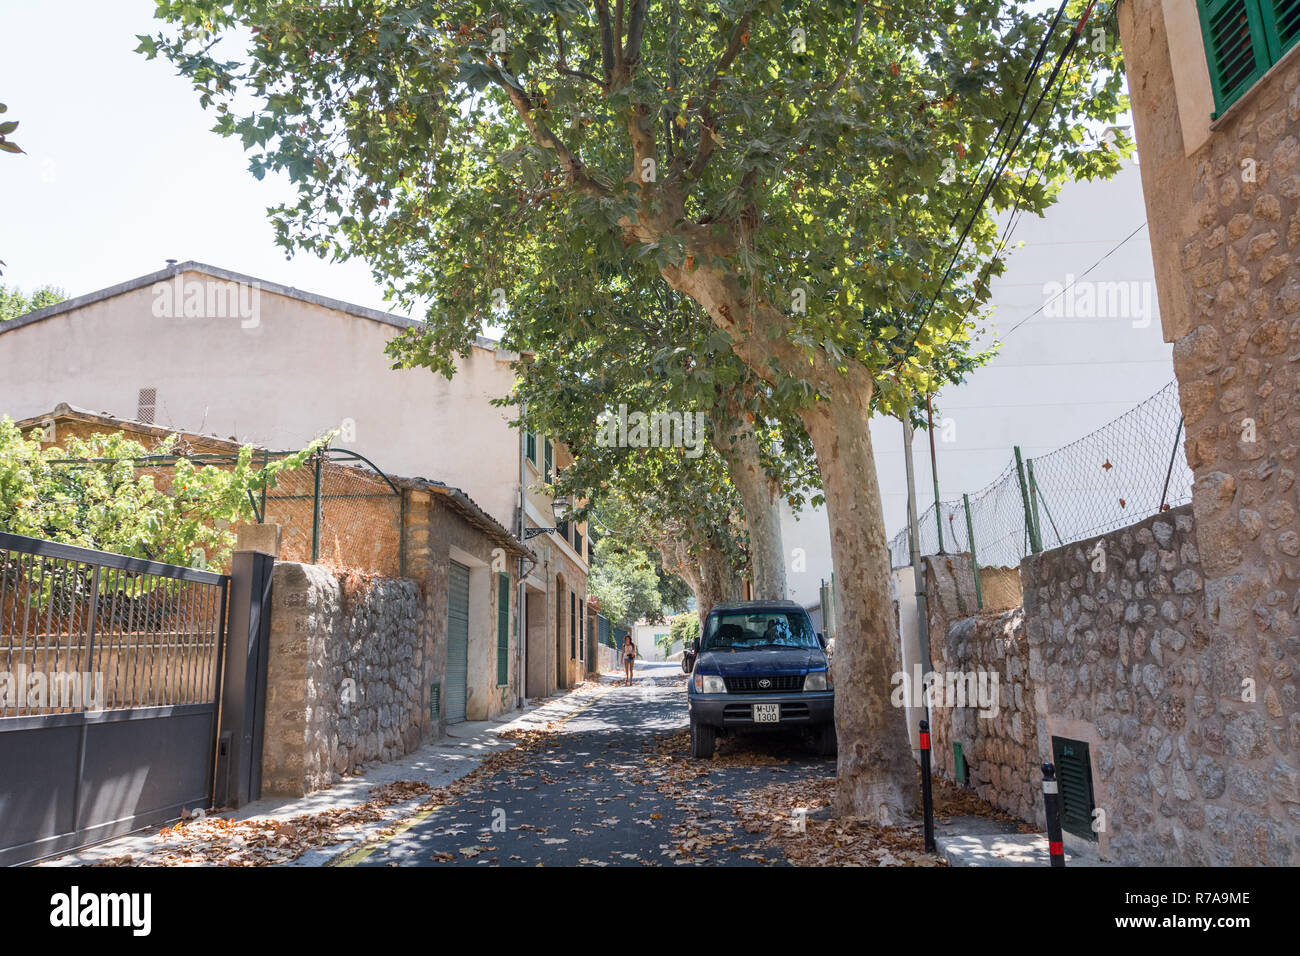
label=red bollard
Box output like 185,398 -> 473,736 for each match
920,719 -> 935,853
1041,762 -> 1066,868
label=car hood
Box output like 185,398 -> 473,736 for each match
697,647 -> 826,675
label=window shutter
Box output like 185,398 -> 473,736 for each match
1051,736 -> 1098,842
1198,0 -> 1272,113
525,430 -> 537,464
569,590 -> 576,658
544,438 -> 553,482
496,572 -> 510,686
1260,0 -> 1300,56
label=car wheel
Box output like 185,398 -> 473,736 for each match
690,716 -> 715,758
813,721 -> 837,758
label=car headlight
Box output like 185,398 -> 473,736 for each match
693,673 -> 726,694
804,671 -> 831,691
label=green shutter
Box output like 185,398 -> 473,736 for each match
544,438 -> 553,482
496,571 -> 510,686
526,430 -> 537,464
1260,0 -> 1300,57
1051,736 -> 1098,842
446,561 -> 470,722
1198,0 -> 1272,113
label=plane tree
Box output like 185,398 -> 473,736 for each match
142,0 -> 1128,819
503,267 -> 819,601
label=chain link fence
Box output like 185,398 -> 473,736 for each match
46,447 -> 403,576
890,380 -> 1192,572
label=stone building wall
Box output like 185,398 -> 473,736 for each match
1119,0 -> 1300,866
262,562 -> 427,796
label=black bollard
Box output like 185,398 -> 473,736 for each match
1041,762 -> 1066,868
920,720 -> 935,853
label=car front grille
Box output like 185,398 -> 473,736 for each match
723,674 -> 804,693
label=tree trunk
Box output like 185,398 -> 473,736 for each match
696,538 -> 741,627
799,383 -> 918,824
659,254 -> 916,823
712,402 -> 787,600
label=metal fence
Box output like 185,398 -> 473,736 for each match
0,533 -> 227,716
248,448 -> 403,574
890,380 -> 1192,573
48,446 -> 403,575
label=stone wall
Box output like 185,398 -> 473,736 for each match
928,605 -> 1039,824
1021,504 -> 1297,865
263,562 -> 428,796
1119,0 -> 1300,866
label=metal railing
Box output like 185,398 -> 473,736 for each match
0,532 -> 228,716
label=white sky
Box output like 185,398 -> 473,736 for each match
0,0 -> 403,314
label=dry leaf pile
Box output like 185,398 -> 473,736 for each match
94,718 -> 572,866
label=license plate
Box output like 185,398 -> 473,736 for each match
753,703 -> 780,723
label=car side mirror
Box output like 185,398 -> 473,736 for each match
817,632 -> 827,649
691,637 -> 700,654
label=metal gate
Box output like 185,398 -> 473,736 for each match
445,560 -> 470,723
0,533 -> 230,866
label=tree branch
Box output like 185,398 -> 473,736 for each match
595,0 -> 616,89
622,0 -> 649,68
492,71 -> 611,199
673,12 -> 750,183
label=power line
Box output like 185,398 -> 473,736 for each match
898,0 -> 1100,358
998,219 -> 1149,339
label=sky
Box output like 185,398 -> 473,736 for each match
0,0 -> 403,315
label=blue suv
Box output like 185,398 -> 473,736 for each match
685,600 -> 836,758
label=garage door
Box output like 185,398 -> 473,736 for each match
446,561 -> 470,723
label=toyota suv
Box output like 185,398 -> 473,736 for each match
685,600 -> 835,758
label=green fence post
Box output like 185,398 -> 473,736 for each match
1014,446 -> 1042,554
1028,463 -> 1064,548
1159,416 -> 1185,513
311,451 -> 323,563
1026,458 -> 1045,552
963,493 -> 984,610
260,448 -> 269,524
926,396 -> 945,553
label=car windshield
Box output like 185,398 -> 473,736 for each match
702,611 -> 818,650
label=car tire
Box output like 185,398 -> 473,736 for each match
813,721 -> 837,758
690,716 -> 715,758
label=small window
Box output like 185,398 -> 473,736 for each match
525,430 -> 537,465
137,387 -> 157,424
1198,0 -> 1300,114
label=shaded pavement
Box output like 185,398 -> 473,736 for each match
344,662 -> 838,866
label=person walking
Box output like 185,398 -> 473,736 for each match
622,633 -> 636,686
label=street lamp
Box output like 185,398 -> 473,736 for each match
524,496 -> 572,539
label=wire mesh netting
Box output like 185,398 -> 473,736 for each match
260,454 -> 403,576
890,380 -> 1192,569
43,448 -> 403,576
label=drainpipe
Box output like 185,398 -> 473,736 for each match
517,402 -> 528,710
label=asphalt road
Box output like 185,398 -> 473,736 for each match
352,662 -> 835,866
